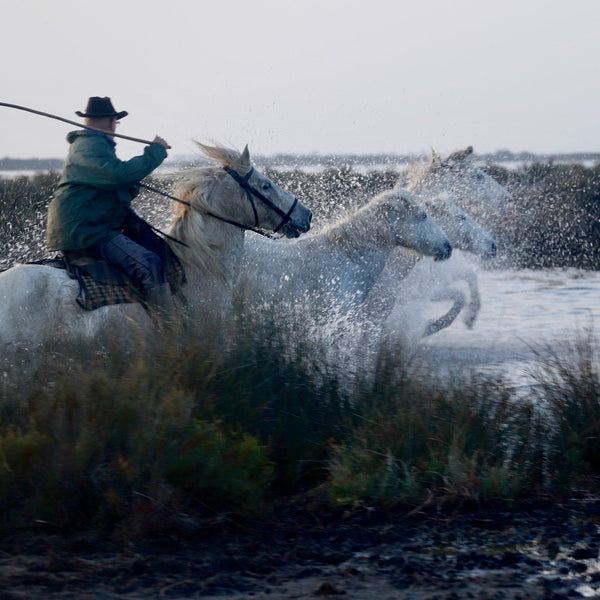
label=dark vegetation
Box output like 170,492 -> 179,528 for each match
485,161 -> 600,269
0,159 -> 600,538
0,172 -> 57,270
1,312 -> 600,537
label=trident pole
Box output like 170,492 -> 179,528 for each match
0,101 -> 170,148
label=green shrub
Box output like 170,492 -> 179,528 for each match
0,324 -> 276,532
327,351 -> 544,506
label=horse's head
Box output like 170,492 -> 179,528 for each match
372,188 -> 452,261
422,193 -> 497,260
186,143 -> 312,238
407,146 -> 513,219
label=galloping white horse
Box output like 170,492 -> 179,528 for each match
360,191 -> 496,325
0,144 -> 312,351
234,187 -> 452,321
239,149 -> 503,331
380,146 -> 512,337
406,146 -> 512,220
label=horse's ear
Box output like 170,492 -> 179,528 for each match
448,146 -> 474,162
241,145 -> 250,167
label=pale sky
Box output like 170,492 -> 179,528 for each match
1,0 -> 598,160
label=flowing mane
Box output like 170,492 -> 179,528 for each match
169,174 -> 227,282
168,143 -> 254,283
171,142 -> 250,220
405,146 -> 474,191
194,142 -> 253,174
321,197 -> 379,252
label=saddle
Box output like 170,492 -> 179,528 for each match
40,213 -> 186,311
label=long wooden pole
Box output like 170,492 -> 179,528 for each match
0,101 -> 167,147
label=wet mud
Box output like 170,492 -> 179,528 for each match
2,495 -> 600,599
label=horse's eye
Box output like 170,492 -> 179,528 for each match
262,181 -> 272,191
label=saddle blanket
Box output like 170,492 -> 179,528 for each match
27,212 -> 186,311
67,257 -> 145,310
32,252 -> 186,312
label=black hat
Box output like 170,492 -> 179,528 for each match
76,97 -> 128,119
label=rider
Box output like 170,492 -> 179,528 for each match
46,96 -> 173,312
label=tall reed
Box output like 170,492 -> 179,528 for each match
530,327 -> 600,489
327,345 -> 546,506
0,309 -> 597,536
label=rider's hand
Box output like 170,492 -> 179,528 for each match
153,135 -> 171,150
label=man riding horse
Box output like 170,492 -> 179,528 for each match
45,96 -> 174,312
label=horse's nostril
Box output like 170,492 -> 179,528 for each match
434,241 -> 452,261
308,210 -> 313,223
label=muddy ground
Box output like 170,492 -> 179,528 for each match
2,494 -> 600,599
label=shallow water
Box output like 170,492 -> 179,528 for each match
411,266 -> 600,395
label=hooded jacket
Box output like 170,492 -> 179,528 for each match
46,130 -> 168,251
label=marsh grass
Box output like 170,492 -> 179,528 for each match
1,308 -> 600,535
0,309 -> 360,533
327,345 -> 545,506
529,328 -> 600,488
0,318 -> 273,533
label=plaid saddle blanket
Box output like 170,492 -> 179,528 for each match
38,213 -> 186,311
64,256 -> 146,310
64,249 -> 185,311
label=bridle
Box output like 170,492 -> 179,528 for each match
140,165 -> 299,239
222,166 -> 298,235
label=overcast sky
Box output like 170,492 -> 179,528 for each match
1,0 -> 598,160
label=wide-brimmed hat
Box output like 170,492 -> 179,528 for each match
76,97 -> 128,119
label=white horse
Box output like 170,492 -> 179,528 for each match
360,190 -> 496,326
406,146 -> 512,221
0,144 -> 312,352
234,187 -> 452,322
379,146 -> 512,337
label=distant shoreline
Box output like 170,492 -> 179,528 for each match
1,151 -> 599,173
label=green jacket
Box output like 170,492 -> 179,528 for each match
46,130 -> 168,251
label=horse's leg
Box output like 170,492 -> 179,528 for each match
461,269 -> 481,329
423,289 -> 466,337
361,250 -> 418,323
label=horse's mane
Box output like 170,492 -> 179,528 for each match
195,142 -> 252,173
405,146 -> 474,191
167,143 -> 250,281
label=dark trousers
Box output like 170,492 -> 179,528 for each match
96,233 -> 165,293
